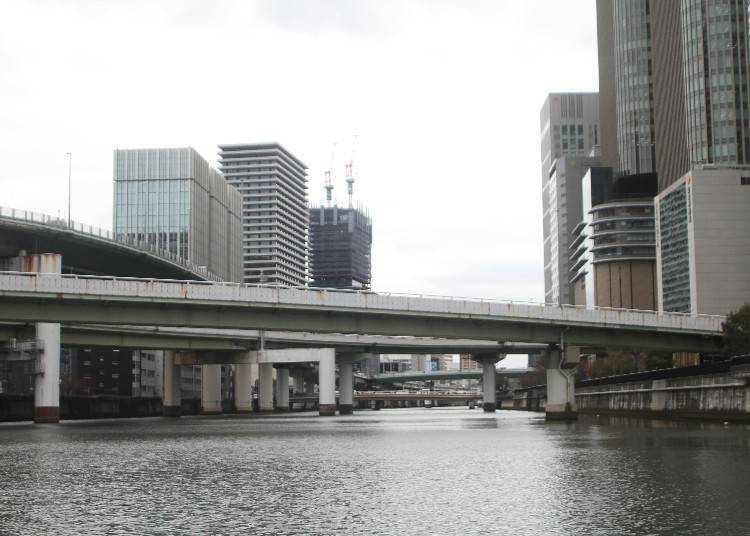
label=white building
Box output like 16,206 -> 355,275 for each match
655,166 -> 750,315
540,93 -> 600,305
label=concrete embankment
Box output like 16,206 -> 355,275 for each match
0,396 -> 202,422
510,355 -> 750,422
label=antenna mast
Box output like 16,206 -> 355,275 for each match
324,142 -> 337,207
345,134 -> 358,208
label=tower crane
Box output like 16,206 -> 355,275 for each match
324,142 -> 337,207
345,134 -> 358,208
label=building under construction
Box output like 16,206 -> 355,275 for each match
309,204 -> 372,289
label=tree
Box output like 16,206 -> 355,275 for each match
721,304 -> 750,358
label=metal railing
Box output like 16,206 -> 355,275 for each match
0,206 -> 222,282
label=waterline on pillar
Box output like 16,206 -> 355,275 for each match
33,406 -> 60,423
319,404 -> 337,416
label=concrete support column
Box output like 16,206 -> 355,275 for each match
234,363 -> 258,413
545,347 -> 577,420
319,353 -> 336,416
651,379 -> 667,412
26,253 -> 62,423
338,359 -> 354,415
481,358 -> 498,412
258,362 -> 274,411
201,364 -> 222,415
34,321 -> 60,423
276,367 -> 290,411
163,351 -> 181,417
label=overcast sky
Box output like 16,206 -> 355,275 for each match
0,1 -> 598,304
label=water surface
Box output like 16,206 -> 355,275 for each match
1,408 -> 749,535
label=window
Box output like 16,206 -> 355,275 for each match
741,176 -> 750,185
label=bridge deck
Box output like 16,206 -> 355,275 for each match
0,273 -> 724,352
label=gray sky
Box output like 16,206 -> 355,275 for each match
0,0 -> 598,303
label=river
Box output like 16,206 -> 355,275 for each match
1,408 -> 749,535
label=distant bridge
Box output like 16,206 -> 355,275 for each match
371,370 -> 532,383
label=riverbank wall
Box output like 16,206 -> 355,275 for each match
511,355 -> 750,421
0,396 -> 202,422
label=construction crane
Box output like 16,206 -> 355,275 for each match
345,134 -> 358,208
324,142 -> 337,207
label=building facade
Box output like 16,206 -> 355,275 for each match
570,168 -> 658,310
655,166 -> 750,315
113,147 -> 242,282
218,143 -> 309,286
540,93 -> 600,185
309,205 -> 372,289
597,0 -> 750,191
543,156 -> 601,305
540,93 -> 600,305
459,354 -> 481,371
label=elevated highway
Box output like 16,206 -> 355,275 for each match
0,206 -> 219,281
0,322 -> 545,354
0,272 -> 724,352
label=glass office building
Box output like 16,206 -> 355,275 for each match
113,147 -> 242,282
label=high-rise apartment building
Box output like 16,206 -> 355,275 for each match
218,143 -> 309,286
309,205 -> 372,289
540,93 -> 601,305
113,147 -> 242,282
597,0 -> 750,191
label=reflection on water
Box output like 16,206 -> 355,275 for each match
1,409 -> 749,535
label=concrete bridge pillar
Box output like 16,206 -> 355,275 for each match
259,363 -> 275,411
474,352 -> 501,412
234,363 -> 258,413
319,352 -> 336,416
275,367 -> 290,411
201,364 -> 222,415
163,351 -> 181,417
545,346 -> 577,420
23,253 -> 62,423
338,359 -> 354,415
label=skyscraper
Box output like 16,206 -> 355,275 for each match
309,205 -> 372,289
113,147 -> 242,282
539,93 -> 601,305
218,143 -> 309,286
596,0 -> 750,191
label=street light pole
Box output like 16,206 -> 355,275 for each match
65,152 -> 72,227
